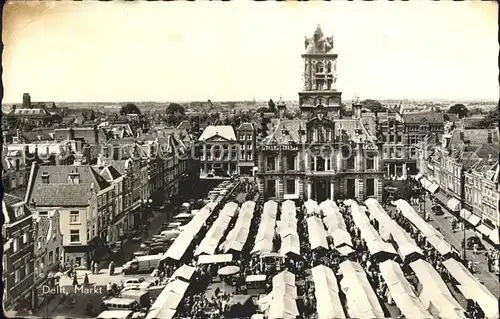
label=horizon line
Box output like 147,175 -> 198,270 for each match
2,97 -> 498,105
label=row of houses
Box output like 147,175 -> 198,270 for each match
2,124 -> 199,312
416,126 -> 500,245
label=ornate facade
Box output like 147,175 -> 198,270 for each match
299,25 -> 342,119
256,26 -> 384,202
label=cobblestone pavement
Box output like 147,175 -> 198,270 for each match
386,198 -> 499,297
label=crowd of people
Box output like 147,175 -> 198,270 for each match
152,181 -> 495,319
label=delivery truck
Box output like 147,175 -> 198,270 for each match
122,254 -> 163,275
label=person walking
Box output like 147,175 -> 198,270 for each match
84,273 -> 89,285
91,261 -> 95,275
72,273 -> 79,287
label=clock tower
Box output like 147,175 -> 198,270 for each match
299,25 -> 342,119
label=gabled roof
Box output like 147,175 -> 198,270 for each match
27,165 -> 110,207
100,165 -> 122,181
199,125 -> 236,141
265,118 -> 377,145
177,120 -> 191,130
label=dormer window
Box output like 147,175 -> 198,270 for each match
42,172 -> 50,184
282,127 -> 289,136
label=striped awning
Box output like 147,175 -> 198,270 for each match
446,198 -> 461,212
414,172 -> 424,181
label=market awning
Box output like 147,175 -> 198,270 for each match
476,224 -> 491,237
446,198 -> 461,212
420,178 -> 432,189
197,254 -> 233,264
487,228 -> 499,245
467,213 -> 481,227
428,182 -> 440,194
459,209 -> 472,220
414,172 -> 423,181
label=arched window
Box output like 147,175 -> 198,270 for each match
326,62 -> 332,73
315,62 -> 324,73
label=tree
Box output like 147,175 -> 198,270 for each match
476,109 -> 498,128
360,99 -> 387,113
120,103 -> 141,115
268,99 -> 276,112
448,104 -> 469,118
166,103 -> 185,116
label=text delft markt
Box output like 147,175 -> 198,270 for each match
1,25 -> 498,319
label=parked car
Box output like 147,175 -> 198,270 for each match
462,236 -> 485,250
432,205 -> 444,216
122,278 -> 146,289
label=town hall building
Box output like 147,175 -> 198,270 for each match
256,26 -> 384,202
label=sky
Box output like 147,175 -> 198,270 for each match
2,1 -> 498,103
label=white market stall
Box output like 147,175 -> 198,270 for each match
379,260 -> 431,319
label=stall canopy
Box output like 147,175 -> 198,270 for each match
319,199 -> 337,213
279,231 -> 301,257
350,202 -> 397,259
170,264 -> 196,281
379,260 -> 432,319
442,258 -> 499,319
415,172 -> 424,181
428,182 -> 440,194
251,201 -> 278,255
258,271 -> 299,319
145,278 -> 190,319
339,261 -> 384,319
306,216 -> 329,250
304,199 -> 319,216
420,178 -> 439,194
460,209 -> 481,227
394,199 -> 453,256
409,259 -> 466,319
220,201 -> 256,253
311,265 -> 346,319
446,198 -> 461,212
365,199 -> 424,261
487,228 -> 499,245
197,253 -> 233,265
162,202 -> 216,261
195,202 -> 239,256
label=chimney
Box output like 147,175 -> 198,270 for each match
41,171 -> 50,184
93,125 -> 99,145
67,128 -> 75,141
487,130 -> 492,143
488,154 -> 493,164
22,93 -> 31,109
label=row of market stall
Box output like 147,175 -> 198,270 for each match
278,200 -> 301,256
161,201 -> 218,261
415,173 -> 499,246
195,202 -> 240,256
220,201 -> 257,253
251,200 -> 278,255
364,198 -> 498,319
145,265 -> 196,319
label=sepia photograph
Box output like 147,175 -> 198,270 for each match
1,1 -> 499,318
